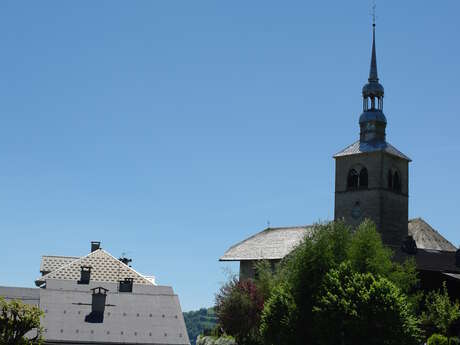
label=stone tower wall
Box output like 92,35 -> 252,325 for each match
334,151 -> 409,247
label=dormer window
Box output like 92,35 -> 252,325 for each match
119,278 -> 134,293
78,266 -> 91,285
347,167 -> 368,190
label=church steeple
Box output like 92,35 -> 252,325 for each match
369,24 -> 378,81
360,23 -> 387,143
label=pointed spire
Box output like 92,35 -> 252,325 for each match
369,23 -> 378,82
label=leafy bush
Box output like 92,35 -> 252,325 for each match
422,282 -> 460,337
427,334 -> 448,345
215,278 -> 264,345
0,297 -> 44,345
450,337 -> 460,345
259,220 -> 422,345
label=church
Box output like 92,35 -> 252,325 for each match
220,24 -> 460,295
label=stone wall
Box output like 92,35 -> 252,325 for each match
334,151 -> 409,247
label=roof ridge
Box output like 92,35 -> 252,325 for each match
36,249 -> 101,284
99,249 -> 155,286
36,249 -> 154,286
41,255 -> 80,259
223,225 -> 311,253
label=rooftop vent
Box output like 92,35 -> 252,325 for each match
85,287 -> 109,323
91,241 -> 101,252
119,278 -> 134,293
78,266 -> 91,285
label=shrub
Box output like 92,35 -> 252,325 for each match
427,334 -> 448,345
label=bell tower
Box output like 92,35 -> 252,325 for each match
333,23 -> 411,249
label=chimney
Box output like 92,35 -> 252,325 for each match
91,241 -> 101,252
119,278 -> 134,293
78,266 -> 91,285
85,287 -> 108,323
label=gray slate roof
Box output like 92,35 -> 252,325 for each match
334,140 -> 411,161
220,226 -> 312,261
40,255 -> 79,274
36,249 -> 153,286
221,218 -> 456,261
408,218 -> 456,251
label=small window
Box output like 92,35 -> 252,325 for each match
393,171 -> 401,192
359,168 -> 368,189
388,170 -> 393,189
347,169 -> 359,189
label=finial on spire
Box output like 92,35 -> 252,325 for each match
369,1 -> 378,82
371,1 -> 377,27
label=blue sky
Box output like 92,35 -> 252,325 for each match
0,1 -> 459,311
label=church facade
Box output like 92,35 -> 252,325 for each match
220,25 -> 460,294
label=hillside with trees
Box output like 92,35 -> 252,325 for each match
183,307 -> 217,345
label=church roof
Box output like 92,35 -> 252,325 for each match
220,218 -> 456,262
334,140 -> 411,161
220,226 -> 312,261
408,218 -> 456,251
35,249 -> 154,286
40,255 -> 79,274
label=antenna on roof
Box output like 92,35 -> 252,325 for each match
119,252 -> 132,267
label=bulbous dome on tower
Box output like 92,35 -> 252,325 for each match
359,23 -> 387,143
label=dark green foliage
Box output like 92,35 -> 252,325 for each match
427,334 -> 448,345
278,221 -> 352,343
259,284 -> 296,345
259,220 -> 422,345
422,282 -> 460,337
313,262 -> 422,345
0,297 -> 43,345
183,308 -> 217,345
450,337 -> 460,345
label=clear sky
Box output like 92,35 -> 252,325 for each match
1,1 -> 459,311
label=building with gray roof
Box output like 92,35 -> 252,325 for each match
221,23 -> 460,296
1,242 -> 190,345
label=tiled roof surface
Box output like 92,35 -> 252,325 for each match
334,140 -> 411,161
220,226 -> 312,261
409,218 -> 456,251
220,218 -> 456,262
40,255 -> 79,274
36,249 -> 153,286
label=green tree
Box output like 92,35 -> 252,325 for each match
0,297 -> 43,345
312,261 -> 422,345
422,282 -> 460,337
259,283 -> 296,345
260,219 -> 422,345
